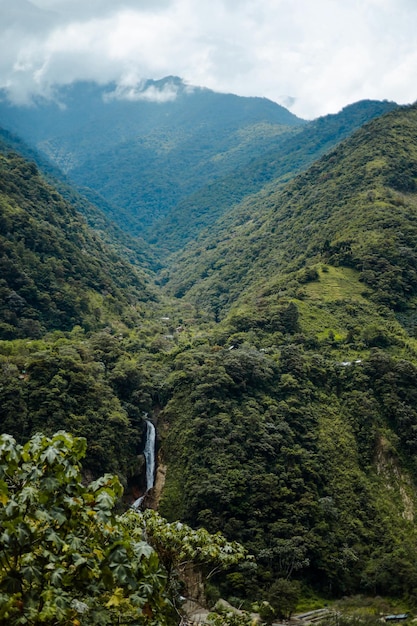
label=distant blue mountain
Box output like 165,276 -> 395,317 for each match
0,78 -> 396,255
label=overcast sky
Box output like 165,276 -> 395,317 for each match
0,0 -> 416,119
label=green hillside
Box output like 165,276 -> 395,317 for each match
0,78 -> 304,239
163,103 -> 417,318
2,94 -> 417,616
150,99 -> 398,252
0,149 -> 158,339
0,127 -> 160,272
0,146 -> 183,483
156,103 -> 417,602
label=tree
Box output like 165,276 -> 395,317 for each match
266,578 -> 301,620
122,509 -> 248,605
0,430 -> 248,625
0,431 -> 171,625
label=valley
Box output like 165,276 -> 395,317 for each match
1,80 -> 417,624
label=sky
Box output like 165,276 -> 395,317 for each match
0,0 -> 416,119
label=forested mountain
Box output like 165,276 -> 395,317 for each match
0,81 -> 397,257
156,103 -> 417,602
2,85 -> 417,619
0,149 -> 158,339
0,127 -> 160,271
150,99 -> 398,252
0,143 -> 175,483
0,77 -> 304,239
163,103 -> 417,316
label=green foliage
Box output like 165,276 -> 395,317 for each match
163,104 -> 417,319
0,150 -> 155,339
3,89 -> 417,610
207,606 -> 254,626
257,601 -> 276,625
160,339 -> 417,600
129,509 -> 247,574
0,321 -> 182,480
121,508 -> 248,609
0,431 -> 249,625
0,431 -> 172,625
266,578 -> 301,620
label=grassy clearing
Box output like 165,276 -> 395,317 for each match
296,266 -> 367,343
303,266 -> 367,303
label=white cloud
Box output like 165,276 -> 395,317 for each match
104,78 -> 183,103
0,0 -> 416,117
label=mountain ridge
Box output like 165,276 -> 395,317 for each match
0,147 -> 157,339
161,102 -> 416,316
150,98 -> 398,252
0,78 -> 303,240
0,80 -> 397,262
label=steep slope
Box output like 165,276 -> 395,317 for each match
0,147 -> 176,484
156,103 -> 417,602
150,99 -> 398,252
0,77 -> 304,239
163,103 -> 417,318
0,126 -> 160,271
0,149 -> 156,339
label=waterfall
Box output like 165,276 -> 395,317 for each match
144,420 -> 156,492
132,420 -> 156,509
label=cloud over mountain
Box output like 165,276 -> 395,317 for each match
0,0 -> 416,117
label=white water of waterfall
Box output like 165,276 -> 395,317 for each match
132,420 -> 156,509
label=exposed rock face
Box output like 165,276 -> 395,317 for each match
376,434 -> 415,521
147,459 -> 167,510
